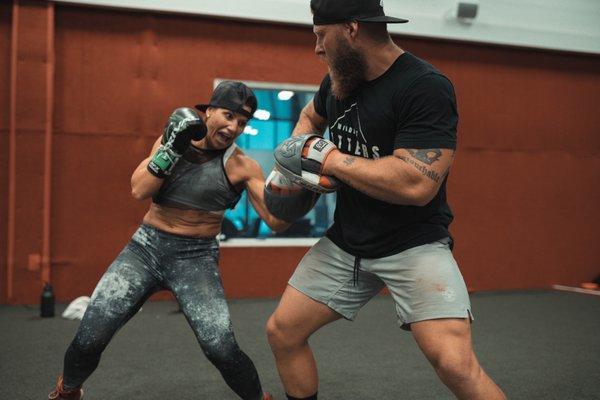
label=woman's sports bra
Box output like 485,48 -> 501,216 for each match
152,144 -> 241,214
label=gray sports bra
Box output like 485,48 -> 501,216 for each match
152,144 -> 242,214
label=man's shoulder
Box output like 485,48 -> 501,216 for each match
388,53 -> 450,85
381,56 -> 454,105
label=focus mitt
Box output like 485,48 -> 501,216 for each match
264,167 -> 320,223
274,134 -> 340,193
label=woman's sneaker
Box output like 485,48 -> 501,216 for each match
48,376 -> 83,400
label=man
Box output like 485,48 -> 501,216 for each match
265,1 -> 506,399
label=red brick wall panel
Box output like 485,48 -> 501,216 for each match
0,2 -> 12,303
3,4 -> 599,303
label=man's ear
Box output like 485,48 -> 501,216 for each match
344,21 -> 360,40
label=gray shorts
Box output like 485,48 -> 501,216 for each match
289,237 -> 473,330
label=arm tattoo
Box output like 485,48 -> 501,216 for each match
398,156 -> 442,183
407,149 -> 442,165
342,156 -> 356,166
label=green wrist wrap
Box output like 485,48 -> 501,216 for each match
147,146 -> 182,178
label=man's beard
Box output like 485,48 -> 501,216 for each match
328,41 -> 367,100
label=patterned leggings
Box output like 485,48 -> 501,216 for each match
62,224 -> 263,400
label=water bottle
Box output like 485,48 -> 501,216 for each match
40,282 -> 55,318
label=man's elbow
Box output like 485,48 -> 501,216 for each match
393,184 -> 436,207
412,194 -> 434,207
406,186 -> 437,207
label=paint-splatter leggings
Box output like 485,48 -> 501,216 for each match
61,224 -> 264,400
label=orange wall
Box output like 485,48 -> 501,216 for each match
445,45 -> 600,290
0,2 -> 12,303
2,4 -> 599,304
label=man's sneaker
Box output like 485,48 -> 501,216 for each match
48,376 -> 84,400
262,393 -> 274,400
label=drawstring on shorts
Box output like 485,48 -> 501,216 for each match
353,256 -> 361,286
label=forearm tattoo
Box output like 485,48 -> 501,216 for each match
342,156 -> 356,166
398,156 -> 442,183
398,148 -> 448,183
406,149 -> 442,165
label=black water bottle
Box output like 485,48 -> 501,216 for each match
40,282 -> 55,318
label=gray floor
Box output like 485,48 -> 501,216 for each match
1,291 -> 599,399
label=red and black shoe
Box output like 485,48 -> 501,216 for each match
48,376 -> 84,400
262,392 -> 274,400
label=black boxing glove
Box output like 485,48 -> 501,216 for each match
147,107 -> 207,178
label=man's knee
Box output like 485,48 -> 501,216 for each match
433,351 -> 481,387
266,313 -> 307,352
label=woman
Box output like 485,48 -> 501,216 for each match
49,81 -> 288,400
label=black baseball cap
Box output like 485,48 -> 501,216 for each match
311,0 -> 409,25
195,81 -> 258,119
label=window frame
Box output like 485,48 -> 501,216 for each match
214,78 -> 334,245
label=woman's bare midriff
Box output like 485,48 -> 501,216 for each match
142,203 -> 223,238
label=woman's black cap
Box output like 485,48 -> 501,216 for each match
195,81 -> 257,119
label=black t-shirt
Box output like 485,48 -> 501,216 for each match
313,52 -> 458,258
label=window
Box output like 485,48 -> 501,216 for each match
222,81 -> 335,239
